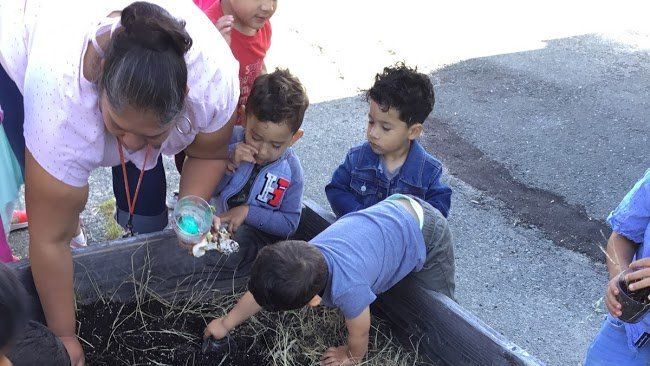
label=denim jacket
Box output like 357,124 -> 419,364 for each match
213,126 -> 304,238
325,140 -> 451,218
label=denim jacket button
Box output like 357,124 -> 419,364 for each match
361,185 -> 367,192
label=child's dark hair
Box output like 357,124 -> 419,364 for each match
246,69 -> 309,133
7,321 -> 70,366
0,263 -> 28,350
366,63 -> 435,126
100,1 -> 192,124
248,240 -> 327,311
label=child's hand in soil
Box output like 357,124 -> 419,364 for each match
627,258 -> 650,294
204,318 -> 229,340
321,346 -> 356,366
214,15 -> 233,45
605,274 -> 623,317
227,142 -> 258,172
218,205 -> 249,234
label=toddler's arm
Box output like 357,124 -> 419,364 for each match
321,307 -> 371,365
204,291 -> 261,340
325,153 -> 364,217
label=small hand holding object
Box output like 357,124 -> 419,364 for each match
215,15 -> 234,45
60,335 -> 86,366
203,318 -> 238,354
227,142 -> 258,173
218,205 -> 249,234
191,216 -> 239,257
605,274 -> 623,317
320,346 -> 356,366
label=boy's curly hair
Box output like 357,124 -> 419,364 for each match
248,240 -> 328,312
366,63 -> 435,126
246,69 -> 310,133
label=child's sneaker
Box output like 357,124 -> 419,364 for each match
70,226 -> 87,249
10,210 -> 28,232
167,192 -> 179,210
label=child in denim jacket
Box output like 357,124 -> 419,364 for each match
325,64 -> 452,218
211,69 -> 308,273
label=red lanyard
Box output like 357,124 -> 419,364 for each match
117,141 -> 151,236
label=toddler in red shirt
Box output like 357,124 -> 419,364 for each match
172,0 -> 276,200
197,0 -> 274,126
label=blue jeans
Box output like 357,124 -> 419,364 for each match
584,315 -> 650,365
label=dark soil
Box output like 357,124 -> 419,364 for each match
619,276 -> 650,304
77,294 -> 425,366
78,297 -> 268,366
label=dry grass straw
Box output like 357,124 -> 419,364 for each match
75,247 -> 434,365
94,198 -> 124,240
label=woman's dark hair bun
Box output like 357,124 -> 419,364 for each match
120,1 -> 192,55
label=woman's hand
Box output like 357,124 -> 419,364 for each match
60,336 -> 86,366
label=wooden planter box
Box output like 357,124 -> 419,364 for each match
10,199 -> 544,366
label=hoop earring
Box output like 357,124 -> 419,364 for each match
176,115 -> 192,135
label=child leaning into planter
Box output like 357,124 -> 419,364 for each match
209,69 -> 308,274
584,169 -> 650,365
325,63 -> 452,218
205,195 -> 454,365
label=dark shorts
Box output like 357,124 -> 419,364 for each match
112,156 -> 168,234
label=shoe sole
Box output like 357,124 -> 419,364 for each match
10,222 -> 28,232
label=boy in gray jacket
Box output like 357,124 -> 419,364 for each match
211,69 -> 308,273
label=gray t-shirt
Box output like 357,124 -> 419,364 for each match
310,200 -> 426,319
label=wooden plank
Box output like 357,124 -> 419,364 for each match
10,230 -> 249,320
294,198 -> 336,241
374,279 -> 545,365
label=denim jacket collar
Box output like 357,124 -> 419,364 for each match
357,141 -> 425,187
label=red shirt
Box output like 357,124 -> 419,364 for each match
199,0 -> 272,125
193,0 -> 218,11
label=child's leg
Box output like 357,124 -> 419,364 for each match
408,198 -> 455,300
584,315 -> 650,365
216,225 -> 281,275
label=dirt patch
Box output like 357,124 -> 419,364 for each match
422,116 -> 610,262
77,292 -> 433,366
